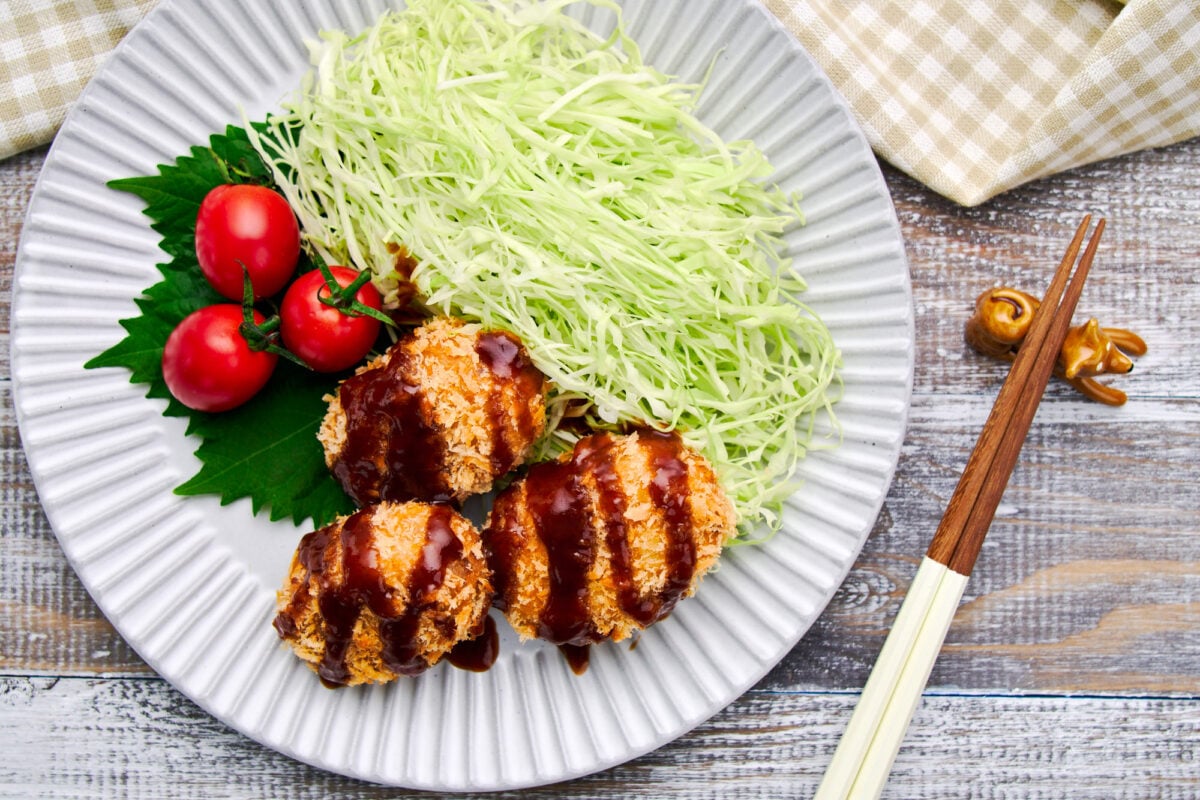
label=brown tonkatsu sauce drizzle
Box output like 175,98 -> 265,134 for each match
384,242 -> 420,311
380,505 -> 463,678
385,242 -> 419,280
641,430 -> 697,621
523,455 -> 596,645
334,347 -> 451,505
272,531 -> 325,641
475,331 -> 543,476
273,504 -> 464,688
486,429 -> 697,674
588,430 -> 698,626
332,328 -> 543,506
446,615 -> 500,673
559,643 -> 591,676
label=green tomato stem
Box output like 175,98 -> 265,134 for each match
237,266 -> 310,368
316,262 -> 394,326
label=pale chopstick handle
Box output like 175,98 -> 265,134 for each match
814,557 -> 969,800
848,561 -> 968,798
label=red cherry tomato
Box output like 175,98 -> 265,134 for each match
280,267 -> 384,373
162,305 -> 278,412
195,184 -> 300,301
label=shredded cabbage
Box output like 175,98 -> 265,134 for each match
249,0 -> 840,535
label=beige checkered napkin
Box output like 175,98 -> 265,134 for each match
1,0 -> 155,160
767,0 -> 1200,205
3,0 -> 1198,207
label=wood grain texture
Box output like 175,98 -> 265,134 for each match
1,678 -> 1197,800
3,126 -> 1199,795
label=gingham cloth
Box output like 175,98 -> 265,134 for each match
1,0 -> 155,158
767,0 -> 1200,205
2,0 -> 1198,206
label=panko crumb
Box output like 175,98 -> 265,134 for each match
320,317 -> 547,505
485,429 -> 734,645
274,500 -> 493,686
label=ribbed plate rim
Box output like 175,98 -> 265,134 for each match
10,0 -> 913,790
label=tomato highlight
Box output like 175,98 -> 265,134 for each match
195,184 -> 300,301
162,305 -> 279,412
280,266 -> 385,372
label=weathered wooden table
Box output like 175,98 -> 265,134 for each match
3,132 -> 1197,797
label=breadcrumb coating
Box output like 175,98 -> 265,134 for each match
320,317 -> 546,505
485,429 -> 734,645
274,500 -> 493,686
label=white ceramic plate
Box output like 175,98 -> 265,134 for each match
11,0 -> 912,790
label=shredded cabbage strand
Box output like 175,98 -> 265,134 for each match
250,0 -> 841,535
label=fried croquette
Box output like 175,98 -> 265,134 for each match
320,317 -> 547,505
485,428 -> 735,647
273,500 -> 493,686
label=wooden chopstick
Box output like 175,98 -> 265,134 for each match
814,216 -> 1104,800
933,215 -> 1104,574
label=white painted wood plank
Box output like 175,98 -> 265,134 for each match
4,109 -> 1200,795
1,677 -> 1197,799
